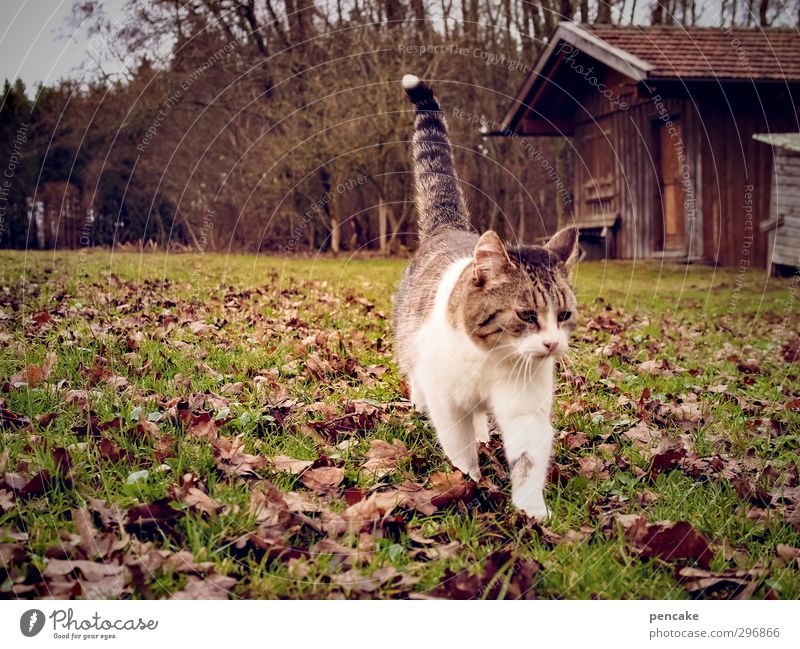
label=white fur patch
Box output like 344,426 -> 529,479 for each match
402,74 -> 420,90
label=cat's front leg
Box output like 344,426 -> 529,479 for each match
492,400 -> 554,520
426,397 -> 480,481
408,375 -> 428,414
472,411 -> 490,444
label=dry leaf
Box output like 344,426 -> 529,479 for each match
170,574 -> 237,599
10,353 -> 56,388
174,474 -> 224,516
361,438 -> 409,478
213,435 -> 268,477
270,455 -> 314,475
301,466 -> 344,491
676,566 -> 767,599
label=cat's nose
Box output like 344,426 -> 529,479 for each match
543,341 -> 558,354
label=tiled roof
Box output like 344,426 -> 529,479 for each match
585,25 -> 800,81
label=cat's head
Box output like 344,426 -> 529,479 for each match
452,227 -> 579,360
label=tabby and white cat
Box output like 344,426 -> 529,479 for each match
393,75 -> 579,519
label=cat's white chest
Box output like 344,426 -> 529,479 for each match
413,258 -> 491,409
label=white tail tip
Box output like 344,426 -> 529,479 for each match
402,74 -> 420,90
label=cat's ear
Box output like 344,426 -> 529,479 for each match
473,231 -> 510,285
545,226 -> 579,265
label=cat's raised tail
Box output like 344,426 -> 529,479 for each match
402,75 -> 471,239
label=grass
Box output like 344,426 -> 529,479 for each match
0,249 -> 798,599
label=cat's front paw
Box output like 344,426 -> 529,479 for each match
451,459 -> 481,482
514,499 -> 551,521
461,465 -> 481,482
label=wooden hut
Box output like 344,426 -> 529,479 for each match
753,133 -> 800,272
496,23 -> 800,265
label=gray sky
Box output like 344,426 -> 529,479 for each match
0,0 -> 129,92
1,0 -> 795,93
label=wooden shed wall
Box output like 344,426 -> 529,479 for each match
771,148 -> 800,267
611,94 -> 704,260
571,74 -> 704,260
568,67 -> 625,249
699,87 -> 799,267
571,81 -> 797,265
524,45 -> 800,266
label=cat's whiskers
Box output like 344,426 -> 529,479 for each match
509,354 -> 524,386
557,349 -> 574,372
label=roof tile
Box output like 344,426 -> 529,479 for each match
585,25 -> 800,81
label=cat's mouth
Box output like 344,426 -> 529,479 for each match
491,341 -> 567,364
524,347 -> 565,359
508,335 -> 567,359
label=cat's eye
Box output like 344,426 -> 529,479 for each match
517,310 -> 538,324
557,310 -> 572,323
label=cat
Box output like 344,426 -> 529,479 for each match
393,74 -> 579,519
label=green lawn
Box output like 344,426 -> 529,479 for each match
1,250 -> 798,599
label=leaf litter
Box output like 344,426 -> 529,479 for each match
0,258 -> 798,599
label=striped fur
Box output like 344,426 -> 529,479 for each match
403,76 -> 471,238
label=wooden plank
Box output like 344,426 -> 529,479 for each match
772,244 -> 800,266
760,215 -> 784,232
774,230 -> 800,246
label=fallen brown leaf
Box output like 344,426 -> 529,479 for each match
428,471 -> 476,509
213,435 -> 268,477
174,474 -> 224,516
186,412 -> 220,440
170,574 -> 237,599
676,566 -> 767,599
332,566 -> 406,593
72,507 -> 125,559
577,456 -> 611,480
340,489 -> 406,533
430,550 -> 540,600
248,482 -> 293,527
43,558 -> 124,581
10,352 -> 56,388
300,466 -> 344,491
361,438 -> 409,478
776,544 -> 800,566
269,455 -> 314,475
624,515 -> 714,568
124,498 -> 183,532
623,420 -> 661,445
